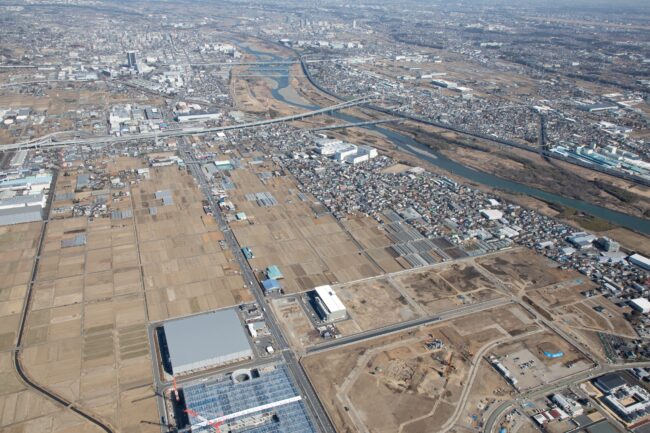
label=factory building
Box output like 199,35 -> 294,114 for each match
0,206 -> 43,226
629,298 -> 650,314
266,265 -> 283,280
159,309 -> 253,376
262,279 -> 282,295
0,193 -> 46,210
552,393 -> 583,416
313,285 -> 347,322
480,209 -> 503,221
176,111 -> 222,123
629,254 -> 650,271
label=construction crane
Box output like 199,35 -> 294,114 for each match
443,353 -> 455,386
184,408 -> 224,433
172,377 -> 180,402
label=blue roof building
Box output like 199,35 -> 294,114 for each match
262,279 -> 282,294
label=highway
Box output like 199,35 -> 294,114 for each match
180,140 -> 336,433
1,95 -> 380,151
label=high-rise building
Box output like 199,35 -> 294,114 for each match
126,51 -> 137,70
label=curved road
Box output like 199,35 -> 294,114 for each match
483,361 -> 650,433
12,171 -> 115,433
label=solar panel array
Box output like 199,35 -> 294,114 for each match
183,364 -> 316,433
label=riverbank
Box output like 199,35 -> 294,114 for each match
230,37 -> 650,237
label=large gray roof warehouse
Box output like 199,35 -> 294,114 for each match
162,309 -> 253,375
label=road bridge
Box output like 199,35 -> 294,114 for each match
1,95 -> 381,151
309,118 -> 401,132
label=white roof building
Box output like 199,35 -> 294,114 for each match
314,285 -> 347,321
480,209 -> 504,221
629,253 -> 650,271
629,298 -> 650,314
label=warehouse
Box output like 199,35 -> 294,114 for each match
314,285 -> 347,322
0,206 -> 43,226
159,309 -> 253,376
629,298 -> 650,314
0,193 -> 46,210
262,279 -> 282,294
629,254 -> 650,271
480,209 -> 503,221
266,265 -> 283,280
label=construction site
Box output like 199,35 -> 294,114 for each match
165,362 -> 317,433
300,302 -> 590,433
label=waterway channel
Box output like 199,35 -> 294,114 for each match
237,43 -> 650,234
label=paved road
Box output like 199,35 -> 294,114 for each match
483,361 -> 650,433
307,298 -> 512,354
1,95 -> 379,151
180,141 -> 336,433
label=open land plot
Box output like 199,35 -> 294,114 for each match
269,296 -> 324,353
302,304 -> 539,433
0,222 -> 109,432
340,216 -> 408,273
559,297 -> 637,338
477,248 -> 568,294
393,259 -> 506,315
227,165 -> 385,293
490,331 -> 592,391
453,360 -> 516,432
336,277 -> 423,332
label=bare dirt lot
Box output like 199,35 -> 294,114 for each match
336,277 -> 422,331
302,303 -> 550,433
477,249 -> 568,294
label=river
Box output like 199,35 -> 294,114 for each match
236,43 -> 650,235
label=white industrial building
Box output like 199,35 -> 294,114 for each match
0,193 -> 46,210
176,111 -> 222,123
629,298 -> 650,314
161,309 -> 253,376
334,145 -> 358,161
629,254 -> 650,271
314,285 -> 347,322
316,138 -> 378,165
480,209 -> 503,221
552,393 -> 583,416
